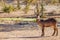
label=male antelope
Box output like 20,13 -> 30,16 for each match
36,14 -> 58,36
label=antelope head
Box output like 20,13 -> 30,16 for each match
35,13 -> 40,22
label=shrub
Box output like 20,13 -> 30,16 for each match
8,5 -> 15,12
51,0 -> 58,4
24,4 -> 30,13
2,5 -> 15,13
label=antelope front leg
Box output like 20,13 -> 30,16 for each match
41,26 -> 44,36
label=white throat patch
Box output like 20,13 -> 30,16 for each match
37,16 -> 40,20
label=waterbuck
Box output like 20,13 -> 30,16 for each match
36,14 -> 58,36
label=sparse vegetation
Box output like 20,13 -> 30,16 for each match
16,0 -> 21,10
24,4 -> 30,13
0,0 -> 59,18
51,0 -> 59,4
24,0 -> 33,13
2,5 -> 15,13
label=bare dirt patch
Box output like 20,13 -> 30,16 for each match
0,24 -> 60,40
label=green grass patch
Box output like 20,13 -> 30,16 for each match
0,18 -> 36,22
0,18 -> 60,22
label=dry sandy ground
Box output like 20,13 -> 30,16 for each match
0,24 -> 60,40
